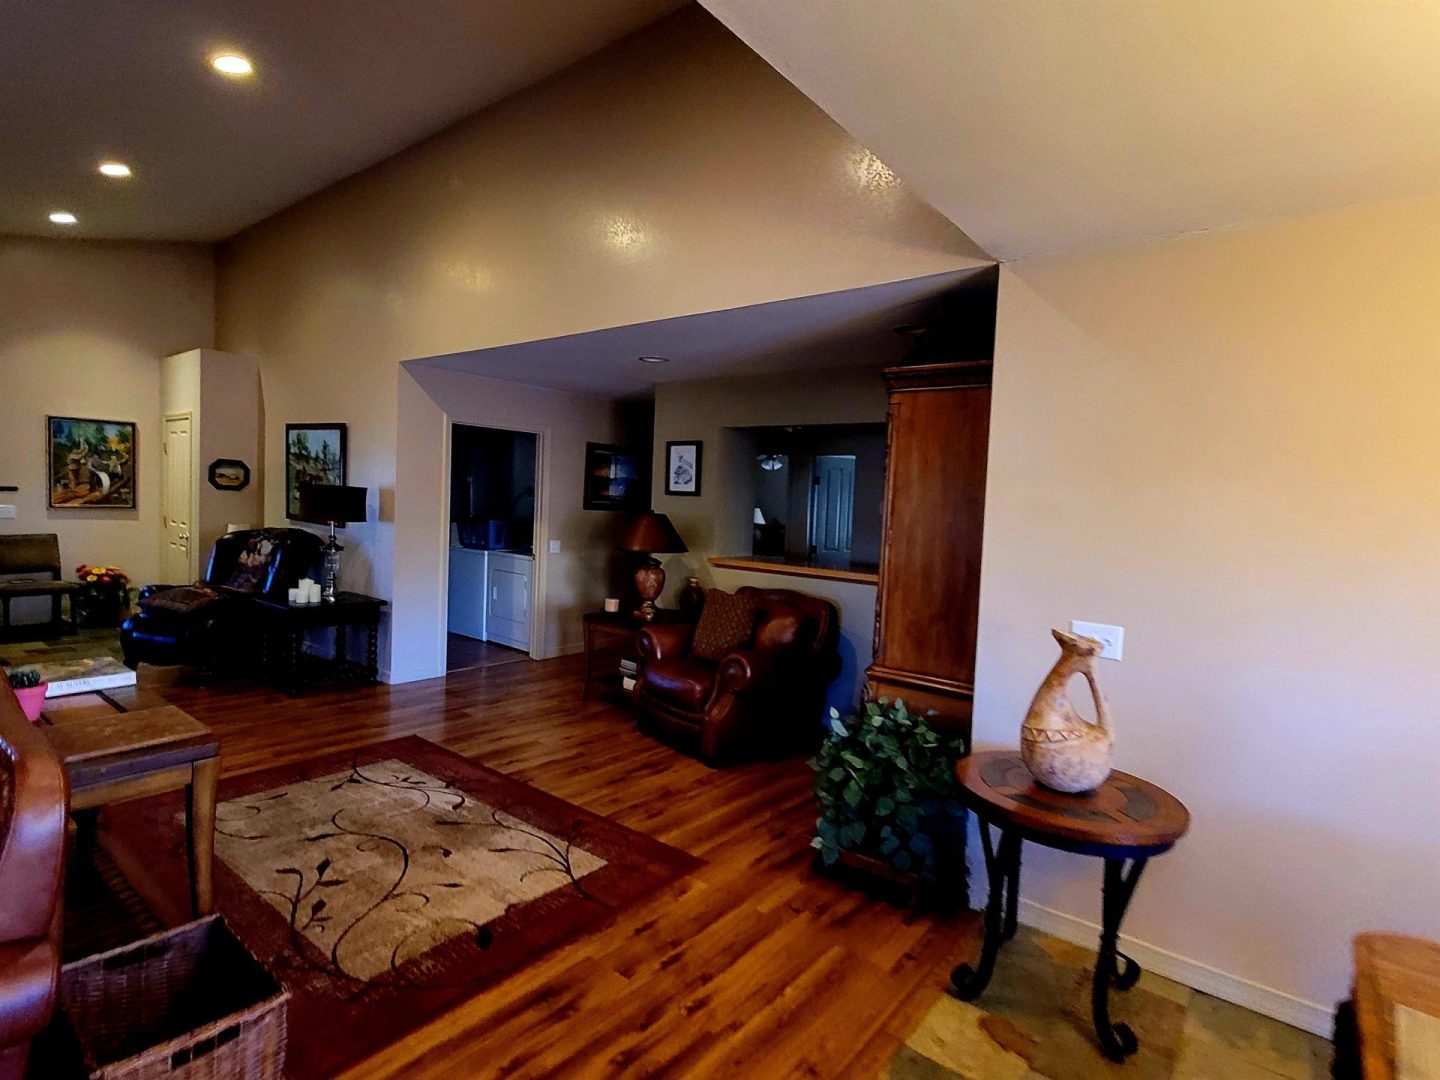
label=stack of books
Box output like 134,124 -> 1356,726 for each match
36,656 -> 137,698
619,657 -> 639,692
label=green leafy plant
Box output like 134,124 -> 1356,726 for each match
5,666 -> 44,690
810,698 -> 968,881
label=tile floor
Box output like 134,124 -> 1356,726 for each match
888,926 -> 1332,1080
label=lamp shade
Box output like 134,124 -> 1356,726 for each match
297,483 -> 367,525
617,511 -> 686,554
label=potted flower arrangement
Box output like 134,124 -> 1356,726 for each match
75,564 -> 132,627
5,666 -> 48,723
811,698 -> 969,902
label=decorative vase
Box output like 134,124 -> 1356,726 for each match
678,577 -> 705,618
14,684 -> 47,723
1020,629 -> 1113,793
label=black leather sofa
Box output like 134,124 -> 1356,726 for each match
120,528 -> 322,673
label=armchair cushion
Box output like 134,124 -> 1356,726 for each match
640,657 -> 716,712
690,589 -> 759,661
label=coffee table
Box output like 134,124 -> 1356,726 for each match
43,689 -> 220,917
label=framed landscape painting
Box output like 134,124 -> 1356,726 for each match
285,423 -> 347,519
47,416 -> 137,509
582,442 -> 645,511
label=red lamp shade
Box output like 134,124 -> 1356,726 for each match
297,483 -> 368,525
617,511 -> 686,555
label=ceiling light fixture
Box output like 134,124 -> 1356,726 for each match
638,356 -> 670,364
211,53 -> 254,77
48,211 -> 77,226
98,161 -> 132,178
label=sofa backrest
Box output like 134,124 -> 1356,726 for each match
203,528 -> 323,599
734,586 -> 840,660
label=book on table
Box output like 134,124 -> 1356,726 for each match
36,656 -> 137,698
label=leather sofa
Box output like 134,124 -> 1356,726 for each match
634,586 -> 840,765
0,683 -> 67,1080
120,528 -> 322,673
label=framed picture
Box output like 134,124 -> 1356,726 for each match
207,458 -> 251,491
47,416 -> 137,509
285,423 -> 347,519
583,442 -> 645,511
665,440 -> 702,497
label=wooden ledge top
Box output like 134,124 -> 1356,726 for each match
708,556 -> 879,586
44,705 -> 217,763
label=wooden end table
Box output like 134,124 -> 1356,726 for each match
44,703 -> 220,917
252,590 -> 386,696
951,751 -> 1190,1061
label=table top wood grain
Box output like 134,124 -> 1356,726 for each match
1354,932 -> 1440,1080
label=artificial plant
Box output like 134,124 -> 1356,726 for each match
5,666 -> 43,690
810,697 -> 968,882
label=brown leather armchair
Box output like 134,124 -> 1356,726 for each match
0,684 -> 67,1080
634,587 -> 840,765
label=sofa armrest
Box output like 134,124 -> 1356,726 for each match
637,623 -> 695,663
138,583 -> 189,600
0,694 -> 67,945
715,647 -> 790,694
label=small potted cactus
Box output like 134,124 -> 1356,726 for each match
5,666 -> 48,723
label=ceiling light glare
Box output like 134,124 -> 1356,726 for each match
48,211 -> 78,225
638,356 -> 670,364
98,161 -> 132,178
211,53 -> 254,77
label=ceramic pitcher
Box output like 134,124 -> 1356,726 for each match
1020,629 -> 1113,793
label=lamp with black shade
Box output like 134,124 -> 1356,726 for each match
297,483 -> 368,601
616,511 -> 687,621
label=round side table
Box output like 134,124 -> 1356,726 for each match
951,751 -> 1190,1061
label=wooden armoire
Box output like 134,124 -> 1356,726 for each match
866,360 -> 992,735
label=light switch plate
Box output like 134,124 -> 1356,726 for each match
1070,620 -> 1124,661
548,539 -> 562,554
0,505 -> 14,519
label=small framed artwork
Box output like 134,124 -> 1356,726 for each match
207,458 -> 251,491
583,442 -> 646,511
285,423 -> 347,519
665,440 -> 702,497
47,416 -> 137,509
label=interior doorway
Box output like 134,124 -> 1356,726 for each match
160,412 -> 194,583
810,454 -> 856,566
445,423 -> 539,672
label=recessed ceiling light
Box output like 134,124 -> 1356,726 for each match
48,211 -> 77,226
98,161 -> 132,179
211,53 -> 254,77
638,355 -> 670,364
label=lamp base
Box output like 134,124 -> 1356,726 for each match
634,556 -> 664,622
321,523 -> 343,602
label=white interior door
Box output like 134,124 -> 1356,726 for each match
161,413 -> 193,583
810,454 -> 856,566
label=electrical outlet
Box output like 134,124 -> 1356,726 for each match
548,539 -> 561,554
0,505 -> 14,519
1070,620 -> 1124,661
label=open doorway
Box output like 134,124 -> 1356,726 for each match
446,423 -> 538,673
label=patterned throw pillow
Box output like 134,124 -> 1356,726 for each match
690,589 -> 759,662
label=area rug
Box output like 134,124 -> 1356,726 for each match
105,735 -> 699,1078
887,925 -> 1330,1080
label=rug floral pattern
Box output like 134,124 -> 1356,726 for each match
213,759 -> 607,983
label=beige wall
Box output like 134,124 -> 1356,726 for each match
0,237 -> 214,604
652,366 -> 888,712
391,363 -> 622,681
978,194 -> 1440,1030
215,6 -> 979,680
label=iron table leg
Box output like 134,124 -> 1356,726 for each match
1092,856 -> 1148,1061
951,823 -> 1022,1000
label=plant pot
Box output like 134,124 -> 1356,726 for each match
13,683 -> 47,723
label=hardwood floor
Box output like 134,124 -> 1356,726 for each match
109,656 -> 980,1078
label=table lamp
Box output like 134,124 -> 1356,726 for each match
297,483 -> 368,601
617,511 -> 687,621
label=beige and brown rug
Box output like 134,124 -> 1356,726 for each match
888,925 -> 1331,1079
106,736 -> 698,1078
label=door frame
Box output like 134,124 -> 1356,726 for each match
161,411 -> 197,583
440,420 -> 545,662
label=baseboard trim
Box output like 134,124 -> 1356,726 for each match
1017,899 -> 1334,1038
553,642 -> 583,658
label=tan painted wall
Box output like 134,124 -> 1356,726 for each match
978,194 -> 1440,1029
652,366 -> 887,712
0,237 -> 214,604
214,6 -> 980,680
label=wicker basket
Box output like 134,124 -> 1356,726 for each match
60,915 -> 289,1080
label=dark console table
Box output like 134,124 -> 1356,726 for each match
951,751 -> 1190,1061
253,591 -> 386,696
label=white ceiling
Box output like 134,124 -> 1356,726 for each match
702,0 -> 1440,260
411,268 -> 991,398
0,0 -> 683,241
